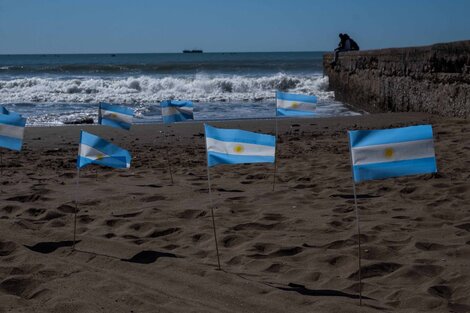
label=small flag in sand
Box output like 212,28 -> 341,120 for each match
98,103 -> 134,130
348,125 -> 437,182
0,108 -> 26,151
161,100 -> 194,124
77,131 -> 131,169
205,124 -> 275,167
276,91 -> 317,116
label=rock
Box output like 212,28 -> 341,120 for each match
323,40 -> 470,118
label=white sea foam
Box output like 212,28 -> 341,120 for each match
0,73 -> 333,104
0,73 -> 361,125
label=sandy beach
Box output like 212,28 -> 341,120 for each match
0,112 -> 469,313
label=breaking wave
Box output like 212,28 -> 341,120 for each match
0,73 -> 331,104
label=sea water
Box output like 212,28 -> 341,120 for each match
0,52 -> 359,125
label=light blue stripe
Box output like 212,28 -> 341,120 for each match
100,118 -> 132,130
349,125 -> 434,148
99,103 -> 134,116
0,134 -> 23,151
276,108 -> 316,116
77,155 -> 129,169
161,100 -> 193,108
0,114 -> 26,127
79,131 -> 131,164
204,124 -> 275,147
352,157 -> 437,182
276,91 -> 317,103
163,112 -> 193,124
207,151 -> 275,167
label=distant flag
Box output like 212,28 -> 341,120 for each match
98,103 -> 134,130
77,131 -> 131,169
205,124 -> 275,167
349,125 -> 437,183
161,100 -> 194,124
276,91 -> 317,116
0,109 -> 26,151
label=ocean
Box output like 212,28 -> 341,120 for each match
0,52 -> 359,125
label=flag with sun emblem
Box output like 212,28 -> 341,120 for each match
276,91 -> 317,116
98,103 -> 134,130
204,124 -> 276,167
161,100 -> 194,124
0,109 -> 26,151
348,125 -> 437,183
77,131 -> 131,169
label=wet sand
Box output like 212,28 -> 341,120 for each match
0,112 -> 469,313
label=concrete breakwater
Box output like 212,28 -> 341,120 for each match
323,40 -> 470,118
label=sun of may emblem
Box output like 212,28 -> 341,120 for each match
384,147 -> 394,159
96,154 -> 105,160
290,102 -> 299,108
109,113 -> 117,118
233,144 -> 244,153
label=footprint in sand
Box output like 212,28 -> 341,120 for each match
0,276 -> 40,299
0,241 -> 18,256
24,241 -> 77,254
1,205 -> 20,215
348,262 -> 402,280
249,246 -> 303,259
121,250 -> 178,264
56,204 -> 76,214
147,228 -> 180,238
141,195 -> 166,202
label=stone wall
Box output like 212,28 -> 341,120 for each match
323,40 -> 470,118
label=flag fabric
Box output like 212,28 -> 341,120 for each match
161,100 -> 194,124
0,110 -> 26,151
98,103 -> 134,130
349,125 -> 437,183
205,124 -> 276,167
276,91 -> 317,116
0,106 -> 21,117
1,106 -> 9,115
77,131 -> 131,169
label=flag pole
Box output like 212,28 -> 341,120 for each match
204,127 -> 221,270
352,180 -> 363,305
162,129 -> 174,185
348,133 -> 363,305
272,105 -> 279,191
73,167 -> 80,250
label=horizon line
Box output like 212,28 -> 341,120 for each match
0,50 -> 328,56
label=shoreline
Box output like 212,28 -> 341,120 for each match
1,112 -> 469,312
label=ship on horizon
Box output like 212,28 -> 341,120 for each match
182,49 -> 203,53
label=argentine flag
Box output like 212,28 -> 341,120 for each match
0,109 -> 26,151
276,91 -> 317,116
205,124 -> 276,167
161,100 -> 194,124
349,125 -> 437,183
77,131 -> 131,169
98,103 -> 134,130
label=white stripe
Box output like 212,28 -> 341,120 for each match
79,144 -> 110,160
276,99 -> 316,112
100,109 -> 133,124
351,139 -> 435,166
162,106 -> 192,116
0,123 -> 24,139
206,137 -> 275,157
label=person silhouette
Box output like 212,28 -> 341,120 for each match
331,33 -> 360,66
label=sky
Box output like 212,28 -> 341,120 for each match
0,0 -> 469,54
